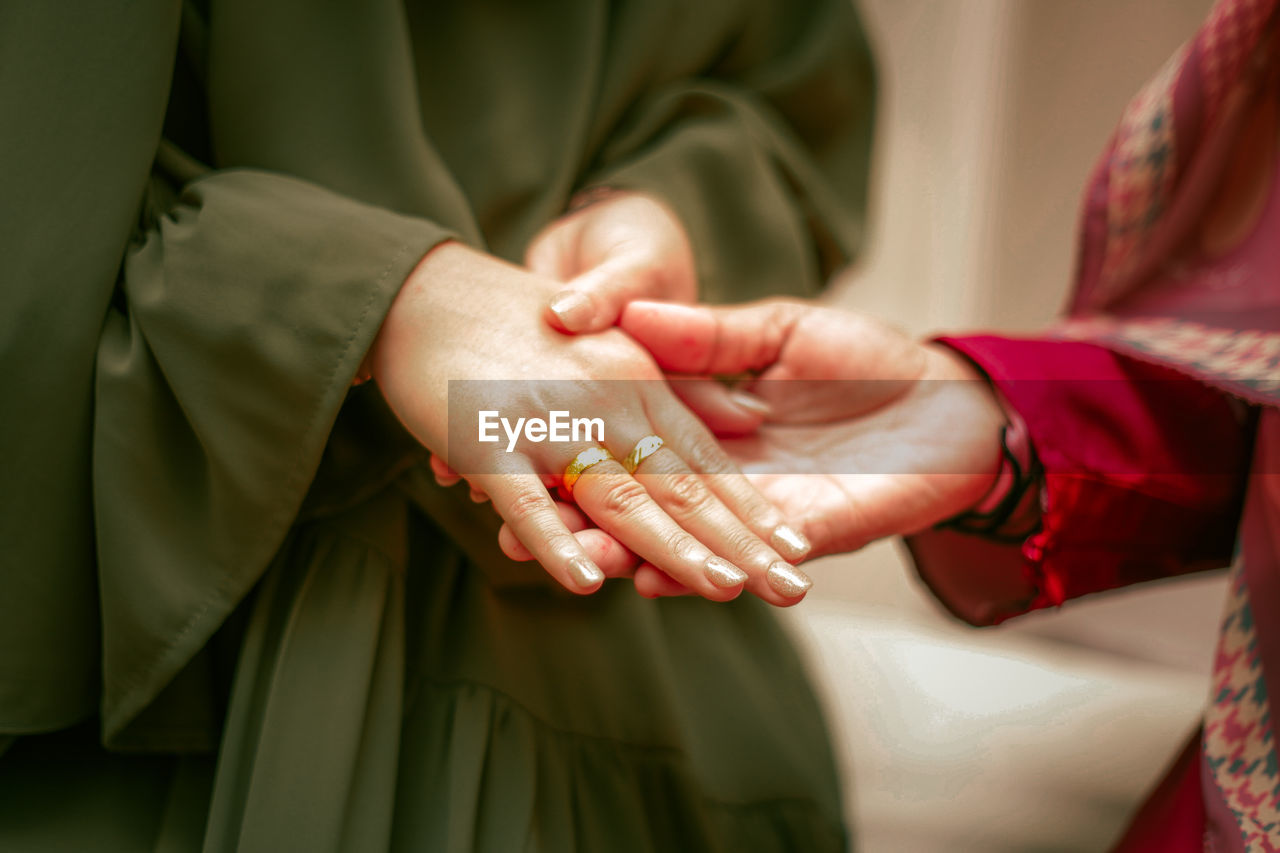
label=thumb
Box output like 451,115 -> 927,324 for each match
618,299 -> 807,375
545,254 -> 661,334
667,377 -> 770,436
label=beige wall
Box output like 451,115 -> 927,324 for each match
809,0 -> 1224,670
836,0 -> 1210,332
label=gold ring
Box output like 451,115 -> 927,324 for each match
562,446 -> 615,494
623,435 -> 665,474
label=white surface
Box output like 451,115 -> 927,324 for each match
786,600 -> 1208,852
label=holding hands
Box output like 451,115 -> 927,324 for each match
618,300 -> 1008,558
369,194 -> 814,607
495,299 -> 1008,600
393,191 -> 1008,606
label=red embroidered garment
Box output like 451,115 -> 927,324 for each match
906,1 -> 1280,849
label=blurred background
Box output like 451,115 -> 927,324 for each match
784,1 -> 1228,849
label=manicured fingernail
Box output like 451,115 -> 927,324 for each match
567,556 -> 605,589
766,562 -> 812,598
771,525 -> 811,561
549,290 -> 593,329
729,390 -> 771,417
704,556 -> 749,588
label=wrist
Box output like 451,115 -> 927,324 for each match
928,344 -> 1043,540
367,241 -> 559,384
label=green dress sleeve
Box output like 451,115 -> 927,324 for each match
95,171 -> 450,747
0,1 -> 460,747
582,0 -> 876,302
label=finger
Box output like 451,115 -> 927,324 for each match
619,299 -> 807,375
634,564 -> 695,598
563,454 -> 750,602
624,408 -> 814,607
430,453 -> 463,487
546,254 -> 659,334
495,491 -> 694,595
523,219 -> 580,281
497,501 -> 641,577
500,523 -> 642,578
498,499 -> 587,560
628,442 -> 809,605
624,300 -> 925,423
479,471 -> 608,594
667,377 -> 769,437
645,389 -> 814,591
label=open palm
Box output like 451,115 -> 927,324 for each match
620,299 -> 1007,559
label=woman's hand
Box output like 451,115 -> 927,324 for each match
617,299 -> 1008,561
492,298 -> 1007,598
367,244 -> 813,604
526,190 -> 697,334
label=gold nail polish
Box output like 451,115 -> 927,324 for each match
766,562 -> 812,597
549,290 -> 591,326
728,389 -> 771,416
704,556 -> 748,588
567,556 -> 605,588
771,524 -> 811,561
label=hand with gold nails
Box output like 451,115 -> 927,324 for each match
369,241 -> 814,605
526,189 -> 698,335
490,296 -> 1006,599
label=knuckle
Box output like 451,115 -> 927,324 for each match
757,309 -> 795,365
661,531 -> 701,562
600,476 -> 650,518
662,472 -> 711,516
505,489 -> 551,526
681,438 -> 735,476
721,528 -> 765,559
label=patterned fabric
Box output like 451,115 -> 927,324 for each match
1085,0 -> 1278,311
1204,561 -> 1280,852
1055,317 -> 1280,405
1062,0 -> 1280,847
1097,46 -> 1184,299
1202,0 -> 1277,124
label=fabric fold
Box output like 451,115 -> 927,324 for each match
95,171 -> 447,746
578,0 -> 874,304
203,493 -> 407,853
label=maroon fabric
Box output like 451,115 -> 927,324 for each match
1111,733 -> 1207,853
905,3 -> 1280,847
915,335 -> 1247,623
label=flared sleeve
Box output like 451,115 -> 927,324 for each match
92,171 -> 450,746
1,0 -> 459,748
582,0 -> 876,302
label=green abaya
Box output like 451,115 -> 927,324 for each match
0,0 -> 875,849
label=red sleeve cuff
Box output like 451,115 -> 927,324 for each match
908,335 -> 1247,626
